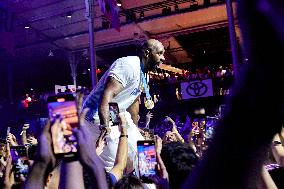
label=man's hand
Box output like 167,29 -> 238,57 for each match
7,133 -> 17,146
146,111 -> 153,122
165,116 -> 175,126
75,108 -> 100,167
76,108 -> 109,189
96,129 -> 107,156
147,152 -> 169,189
118,112 -> 127,134
155,135 -> 163,155
37,120 -> 56,168
22,124 -> 29,131
27,136 -> 38,146
3,156 -> 15,189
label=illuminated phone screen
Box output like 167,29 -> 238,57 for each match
137,140 -> 157,178
10,146 -> 29,182
109,102 -> 120,126
47,94 -> 78,155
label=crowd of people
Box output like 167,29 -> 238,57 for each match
0,98 -> 283,189
1,0 -> 284,188
148,64 -> 234,97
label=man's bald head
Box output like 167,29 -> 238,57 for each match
139,38 -> 165,72
142,39 -> 164,53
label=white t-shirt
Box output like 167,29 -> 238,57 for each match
82,56 -> 145,172
83,56 -> 142,120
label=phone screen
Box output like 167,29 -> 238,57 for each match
10,146 -> 29,182
47,93 -> 79,155
109,102 -> 120,126
137,140 -> 157,179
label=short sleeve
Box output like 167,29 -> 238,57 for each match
108,59 -> 134,87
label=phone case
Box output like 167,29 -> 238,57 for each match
137,140 -> 157,178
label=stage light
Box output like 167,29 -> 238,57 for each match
140,11 -> 144,19
66,11 -> 72,18
117,0 -> 122,7
48,50 -> 54,57
24,25 -> 30,29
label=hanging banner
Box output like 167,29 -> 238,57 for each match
181,79 -> 213,99
98,0 -> 120,31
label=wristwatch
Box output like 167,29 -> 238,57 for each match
273,141 -> 282,146
120,134 -> 128,138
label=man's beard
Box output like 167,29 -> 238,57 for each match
147,60 -> 159,72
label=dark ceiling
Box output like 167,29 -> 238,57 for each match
0,0 -> 239,100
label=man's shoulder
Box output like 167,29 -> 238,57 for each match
115,56 -> 140,67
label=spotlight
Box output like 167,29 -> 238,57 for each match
66,11 -> 72,18
139,11 -> 144,19
24,25 -> 30,29
117,0 -> 122,7
48,50 -> 54,57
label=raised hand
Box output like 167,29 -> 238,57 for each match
75,108 -> 99,167
96,129 -> 107,156
146,111 -> 153,121
27,136 -> 38,146
7,133 -> 18,146
37,120 -> 57,168
2,156 -> 14,189
22,124 -> 30,131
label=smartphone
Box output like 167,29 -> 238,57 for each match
47,93 -> 79,156
7,127 -> 11,136
10,146 -> 29,183
137,140 -> 157,180
109,102 -> 120,126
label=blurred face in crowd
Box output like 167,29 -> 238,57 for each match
0,143 -> 6,156
163,131 -> 178,144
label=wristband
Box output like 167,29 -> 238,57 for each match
120,134 -> 128,138
99,124 -> 108,130
273,141 -> 282,146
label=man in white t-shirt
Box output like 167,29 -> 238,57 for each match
82,39 -> 165,171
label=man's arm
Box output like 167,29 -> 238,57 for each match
126,96 -> 140,126
99,77 -> 123,126
21,124 -> 29,145
110,113 -> 128,181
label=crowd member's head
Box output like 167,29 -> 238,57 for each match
114,175 -> 144,189
161,142 -> 198,189
141,128 -> 154,140
162,131 -> 178,144
0,140 -> 6,158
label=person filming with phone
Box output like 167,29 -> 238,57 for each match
82,39 -> 166,172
